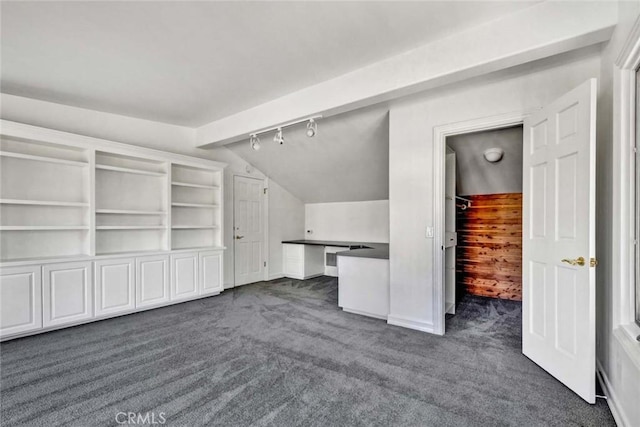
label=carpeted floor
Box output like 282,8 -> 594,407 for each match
0,277 -> 614,426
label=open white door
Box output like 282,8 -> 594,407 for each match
522,79 -> 597,403
233,175 -> 265,286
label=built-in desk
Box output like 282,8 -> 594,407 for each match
281,240 -> 390,320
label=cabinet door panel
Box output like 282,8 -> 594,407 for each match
136,255 -> 169,308
199,251 -> 223,295
171,253 -> 198,301
95,258 -> 135,316
43,262 -> 92,327
0,265 -> 42,337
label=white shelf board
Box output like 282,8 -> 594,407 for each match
96,226 -> 167,230
0,226 -> 90,231
171,202 -> 219,208
96,209 -> 167,215
0,151 -> 88,167
95,164 -> 166,177
171,225 -> 219,229
171,181 -> 220,190
0,199 -> 89,207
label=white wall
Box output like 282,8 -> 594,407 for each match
268,180 -> 306,279
305,200 -> 389,243
0,94 -> 199,157
594,2 -> 640,426
387,45 -> 602,332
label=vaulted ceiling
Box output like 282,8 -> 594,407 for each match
226,106 -> 389,204
1,1 -> 537,127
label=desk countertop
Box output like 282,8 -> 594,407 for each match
281,240 -> 389,260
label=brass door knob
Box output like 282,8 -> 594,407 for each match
561,256 -> 585,266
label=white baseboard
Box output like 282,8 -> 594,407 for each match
343,307 -> 388,320
597,359 -> 629,427
387,314 -> 438,334
268,273 -> 285,281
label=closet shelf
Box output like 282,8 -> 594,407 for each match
171,181 -> 220,190
96,226 -> 166,230
96,209 -> 166,215
0,151 -> 88,167
171,202 -> 219,208
0,226 -> 90,231
171,225 -> 219,229
0,199 -> 89,207
95,164 -> 166,177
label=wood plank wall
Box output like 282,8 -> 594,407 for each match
456,193 -> 522,301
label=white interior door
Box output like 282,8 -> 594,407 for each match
445,149 -> 457,314
522,79 -> 597,403
233,175 -> 264,286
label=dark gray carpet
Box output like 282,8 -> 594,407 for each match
1,277 -> 614,426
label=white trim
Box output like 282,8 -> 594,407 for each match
268,273 -> 285,281
232,174 -> 268,286
343,307 -> 387,321
612,15 -> 640,337
387,314 -> 436,334
432,110 -> 532,335
597,360 -> 631,427
263,177 -> 270,282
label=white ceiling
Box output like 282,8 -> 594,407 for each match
226,106 -> 389,204
446,126 -> 524,196
1,1 -> 537,127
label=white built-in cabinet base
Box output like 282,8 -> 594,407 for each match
0,249 -> 223,341
337,255 -> 389,320
282,243 -> 324,280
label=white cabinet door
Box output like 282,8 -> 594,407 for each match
199,251 -> 223,296
136,255 -> 169,308
94,258 -> 135,316
0,265 -> 42,338
171,252 -> 198,301
43,262 -> 92,327
283,243 -> 304,279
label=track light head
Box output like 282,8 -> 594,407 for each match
274,128 -> 284,145
306,119 -> 317,138
250,134 -> 261,151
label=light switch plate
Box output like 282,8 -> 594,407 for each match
426,226 -> 434,238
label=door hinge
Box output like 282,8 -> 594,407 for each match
263,261 -> 267,267
263,188 -> 268,195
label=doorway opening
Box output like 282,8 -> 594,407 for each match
444,125 -> 524,326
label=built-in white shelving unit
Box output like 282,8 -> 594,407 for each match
171,164 -> 223,250
0,120 -> 227,342
0,135 -> 91,260
95,151 -> 169,255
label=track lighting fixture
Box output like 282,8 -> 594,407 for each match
273,128 -> 284,145
306,119 -> 317,138
247,115 -> 322,150
250,134 -> 261,151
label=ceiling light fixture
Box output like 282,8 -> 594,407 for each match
306,119 -> 317,138
273,128 -> 284,145
483,147 -> 504,163
246,115 -> 322,149
250,134 -> 261,151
